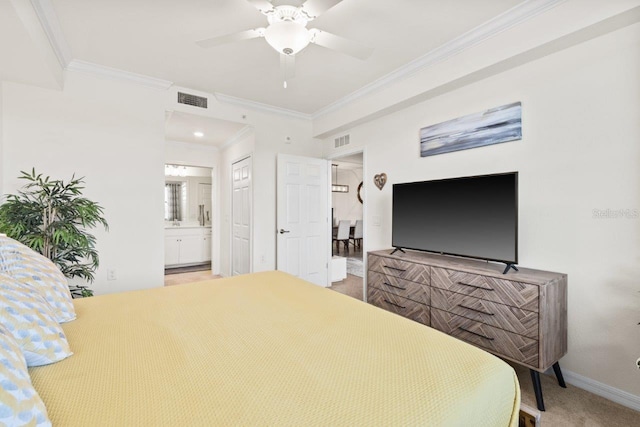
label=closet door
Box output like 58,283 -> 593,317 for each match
232,157 -> 251,275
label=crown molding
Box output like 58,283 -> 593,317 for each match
220,125 -> 254,151
30,0 -> 73,68
66,60 -> 174,90
28,0 -> 174,90
214,93 -> 312,121
31,0 -> 564,119
312,0 -> 566,119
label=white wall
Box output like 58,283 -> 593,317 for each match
332,168 -> 363,225
0,83 -> 3,195
164,87 -> 323,277
324,24 -> 640,400
2,71 -> 167,295
165,141 -> 218,169
217,118 -> 323,277
250,122 -> 323,273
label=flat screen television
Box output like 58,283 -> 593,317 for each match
392,172 -> 518,269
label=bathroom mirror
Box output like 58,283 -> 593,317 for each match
164,165 -> 212,226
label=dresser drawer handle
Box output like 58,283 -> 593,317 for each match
458,304 -> 494,316
384,265 -> 407,272
457,281 -> 494,291
383,281 -> 407,291
458,327 -> 494,341
383,299 -> 406,309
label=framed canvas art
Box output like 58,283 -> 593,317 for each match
420,102 -> 522,157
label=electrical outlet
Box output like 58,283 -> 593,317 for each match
107,269 -> 117,281
260,255 -> 266,263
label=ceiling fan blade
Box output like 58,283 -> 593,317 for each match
309,29 -> 373,60
280,53 -> 296,81
301,0 -> 343,19
246,0 -> 276,15
196,28 -> 265,49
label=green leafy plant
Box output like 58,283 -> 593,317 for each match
0,169 -> 108,297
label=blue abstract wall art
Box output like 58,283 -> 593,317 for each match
420,102 -> 522,157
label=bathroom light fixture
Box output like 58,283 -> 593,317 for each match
331,164 -> 349,193
165,164 -> 188,177
194,131 -> 204,138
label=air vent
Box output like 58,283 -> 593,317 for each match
334,134 -> 350,148
177,92 -> 208,109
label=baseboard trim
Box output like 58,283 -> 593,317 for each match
561,369 -> 640,412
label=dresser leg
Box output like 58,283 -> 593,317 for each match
530,370 -> 545,411
552,362 -> 567,388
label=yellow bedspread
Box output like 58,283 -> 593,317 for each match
29,271 -> 519,426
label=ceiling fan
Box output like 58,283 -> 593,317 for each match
196,0 -> 373,88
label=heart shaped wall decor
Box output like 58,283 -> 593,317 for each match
374,173 -> 387,190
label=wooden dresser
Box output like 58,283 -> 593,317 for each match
367,250 -> 567,411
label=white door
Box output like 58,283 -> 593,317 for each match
232,157 -> 251,275
277,154 -> 329,287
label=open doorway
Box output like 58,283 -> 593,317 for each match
328,152 -> 364,300
164,165 -> 214,285
163,110 -> 248,286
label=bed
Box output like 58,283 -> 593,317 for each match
28,271 -> 520,426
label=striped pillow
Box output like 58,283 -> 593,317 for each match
0,236 -> 75,323
0,323 -> 51,426
0,273 -> 73,367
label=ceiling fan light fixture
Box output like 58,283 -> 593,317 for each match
264,21 -> 310,55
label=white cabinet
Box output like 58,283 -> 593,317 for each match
179,235 -> 203,264
164,237 -> 180,265
165,227 -> 212,267
202,233 -> 212,263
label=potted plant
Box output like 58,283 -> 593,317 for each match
0,169 -> 108,297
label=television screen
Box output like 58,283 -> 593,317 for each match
392,172 -> 518,264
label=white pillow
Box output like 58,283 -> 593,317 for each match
0,322 -> 52,426
0,236 -> 75,323
0,273 -> 73,367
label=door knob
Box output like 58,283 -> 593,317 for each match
279,229 -> 290,234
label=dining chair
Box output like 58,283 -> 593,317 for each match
333,220 -> 351,254
350,219 -> 363,249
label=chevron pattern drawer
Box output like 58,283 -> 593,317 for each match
368,287 -> 430,326
366,250 -> 566,373
431,288 -> 538,339
431,308 -> 539,367
431,267 -> 539,312
368,254 -> 430,283
368,271 -> 430,305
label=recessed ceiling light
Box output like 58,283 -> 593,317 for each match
194,131 -> 204,138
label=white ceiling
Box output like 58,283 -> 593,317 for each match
0,1 -> 59,89
333,153 -> 363,169
49,0 -> 522,114
165,111 -> 248,147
